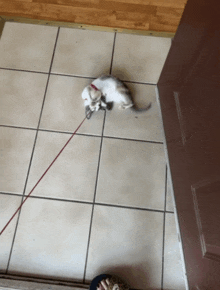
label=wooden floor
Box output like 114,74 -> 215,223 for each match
0,0 -> 187,34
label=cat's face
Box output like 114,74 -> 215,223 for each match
82,85 -> 102,111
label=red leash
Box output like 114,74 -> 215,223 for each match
0,116 -> 87,236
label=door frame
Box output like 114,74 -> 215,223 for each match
155,87 -> 189,290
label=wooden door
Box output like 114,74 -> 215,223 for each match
157,0 -> 220,289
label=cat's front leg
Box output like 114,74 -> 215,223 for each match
85,106 -> 93,119
118,103 -> 133,110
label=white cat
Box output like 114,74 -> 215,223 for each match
81,75 -> 151,119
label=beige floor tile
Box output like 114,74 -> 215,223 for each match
40,75 -> 104,135
163,213 -> 186,290
85,205 -> 163,289
96,138 -> 166,210
0,127 -> 36,194
0,24 -> 185,289
0,22 -> 58,72
9,198 -> 92,281
0,194 -> 23,272
0,70 -> 48,128
51,28 -> 115,77
104,83 -> 163,142
25,132 -> 101,202
166,174 -> 175,212
112,34 -> 171,84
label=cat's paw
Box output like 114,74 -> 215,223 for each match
85,106 -> 93,119
106,102 -> 113,110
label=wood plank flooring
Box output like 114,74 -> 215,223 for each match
0,0 -> 187,33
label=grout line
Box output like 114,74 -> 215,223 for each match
166,210 -> 174,214
124,80 -> 157,86
0,69 -> 156,86
161,165 -> 168,290
164,165 -> 168,212
0,125 -> 164,144
0,191 -> 171,214
0,67 -> 94,80
93,202 -> 165,213
0,67 -> 48,75
0,125 -> 37,131
83,111 -> 107,283
93,113 -> 107,202
5,27 -> 61,273
50,72 -> 96,80
39,130 -> 102,139
83,36 -> 117,280
0,192 -> 24,197
161,212 -> 166,290
109,32 -> 116,75
37,28 -> 60,128
103,135 -> 164,144
5,130 -> 39,272
52,73 -> 157,86
38,129 -> 101,138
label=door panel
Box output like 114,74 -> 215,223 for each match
192,178 -> 220,262
157,0 -> 220,288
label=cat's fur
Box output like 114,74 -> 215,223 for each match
82,75 -> 151,118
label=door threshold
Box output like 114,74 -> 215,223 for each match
0,274 -> 89,290
0,15 -> 174,38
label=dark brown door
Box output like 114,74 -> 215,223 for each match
157,0 -> 220,289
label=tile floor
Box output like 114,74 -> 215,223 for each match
0,22 -> 186,290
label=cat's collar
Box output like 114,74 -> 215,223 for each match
90,84 -> 99,91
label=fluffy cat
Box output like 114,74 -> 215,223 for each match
81,75 -> 151,119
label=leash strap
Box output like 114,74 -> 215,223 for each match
0,116 -> 87,236
90,84 -> 99,91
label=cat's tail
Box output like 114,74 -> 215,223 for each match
131,102 -> 152,112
